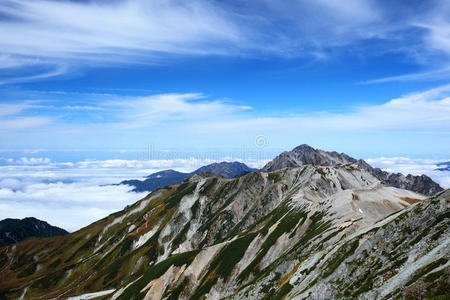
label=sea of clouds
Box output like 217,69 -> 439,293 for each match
0,156 -> 448,232
0,157 -> 267,231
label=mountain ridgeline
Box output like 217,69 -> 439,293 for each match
0,217 -> 68,247
0,145 -> 448,299
121,161 -> 256,192
122,146 -> 442,196
262,144 -> 443,196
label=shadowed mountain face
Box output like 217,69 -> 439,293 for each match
121,161 -> 256,192
262,144 -> 443,196
0,217 -> 68,246
193,161 -> 256,178
1,162 -> 448,300
121,169 -> 189,193
437,161 -> 450,171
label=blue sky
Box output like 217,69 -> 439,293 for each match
1,0 -> 450,229
1,0 -> 450,160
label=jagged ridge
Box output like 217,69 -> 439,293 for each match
262,144 -> 443,196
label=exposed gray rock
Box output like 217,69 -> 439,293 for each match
262,144 -> 358,172
383,173 -> 444,196
262,144 -> 443,196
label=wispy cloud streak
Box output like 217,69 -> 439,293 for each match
0,0 -> 449,83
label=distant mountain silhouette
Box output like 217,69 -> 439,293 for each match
436,161 -> 450,171
120,161 -> 256,192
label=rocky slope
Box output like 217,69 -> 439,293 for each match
0,217 -> 68,247
121,162 -> 256,192
262,144 -> 443,196
2,163 -> 448,300
232,189 -> 449,300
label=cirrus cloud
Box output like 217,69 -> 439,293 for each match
0,0 -> 449,83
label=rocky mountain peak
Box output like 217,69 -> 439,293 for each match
262,144 -> 443,196
262,144 -> 357,172
292,143 -> 315,152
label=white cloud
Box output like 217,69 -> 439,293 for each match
0,0 -> 383,70
0,162 -> 151,231
0,0 -> 245,83
359,68 -> 450,84
0,181 -> 145,232
0,101 -> 52,129
109,93 -> 252,128
2,85 -> 450,150
260,0 -> 387,48
0,63 -> 69,85
0,0 -> 448,83
0,102 -> 37,117
416,2 -> 450,57
0,116 -> 51,130
0,54 -> 42,69
14,157 -> 52,165
362,1 -> 450,84
0,0 -> 243,57
188,84 -> 450,134
63,105 -> 103,111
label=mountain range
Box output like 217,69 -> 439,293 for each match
0,217 -> 68,247
121,146 -> 442,196
120,161 -> 256,192
0,144 -> 448,299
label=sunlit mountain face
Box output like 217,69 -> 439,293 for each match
0,0 -> 449,299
